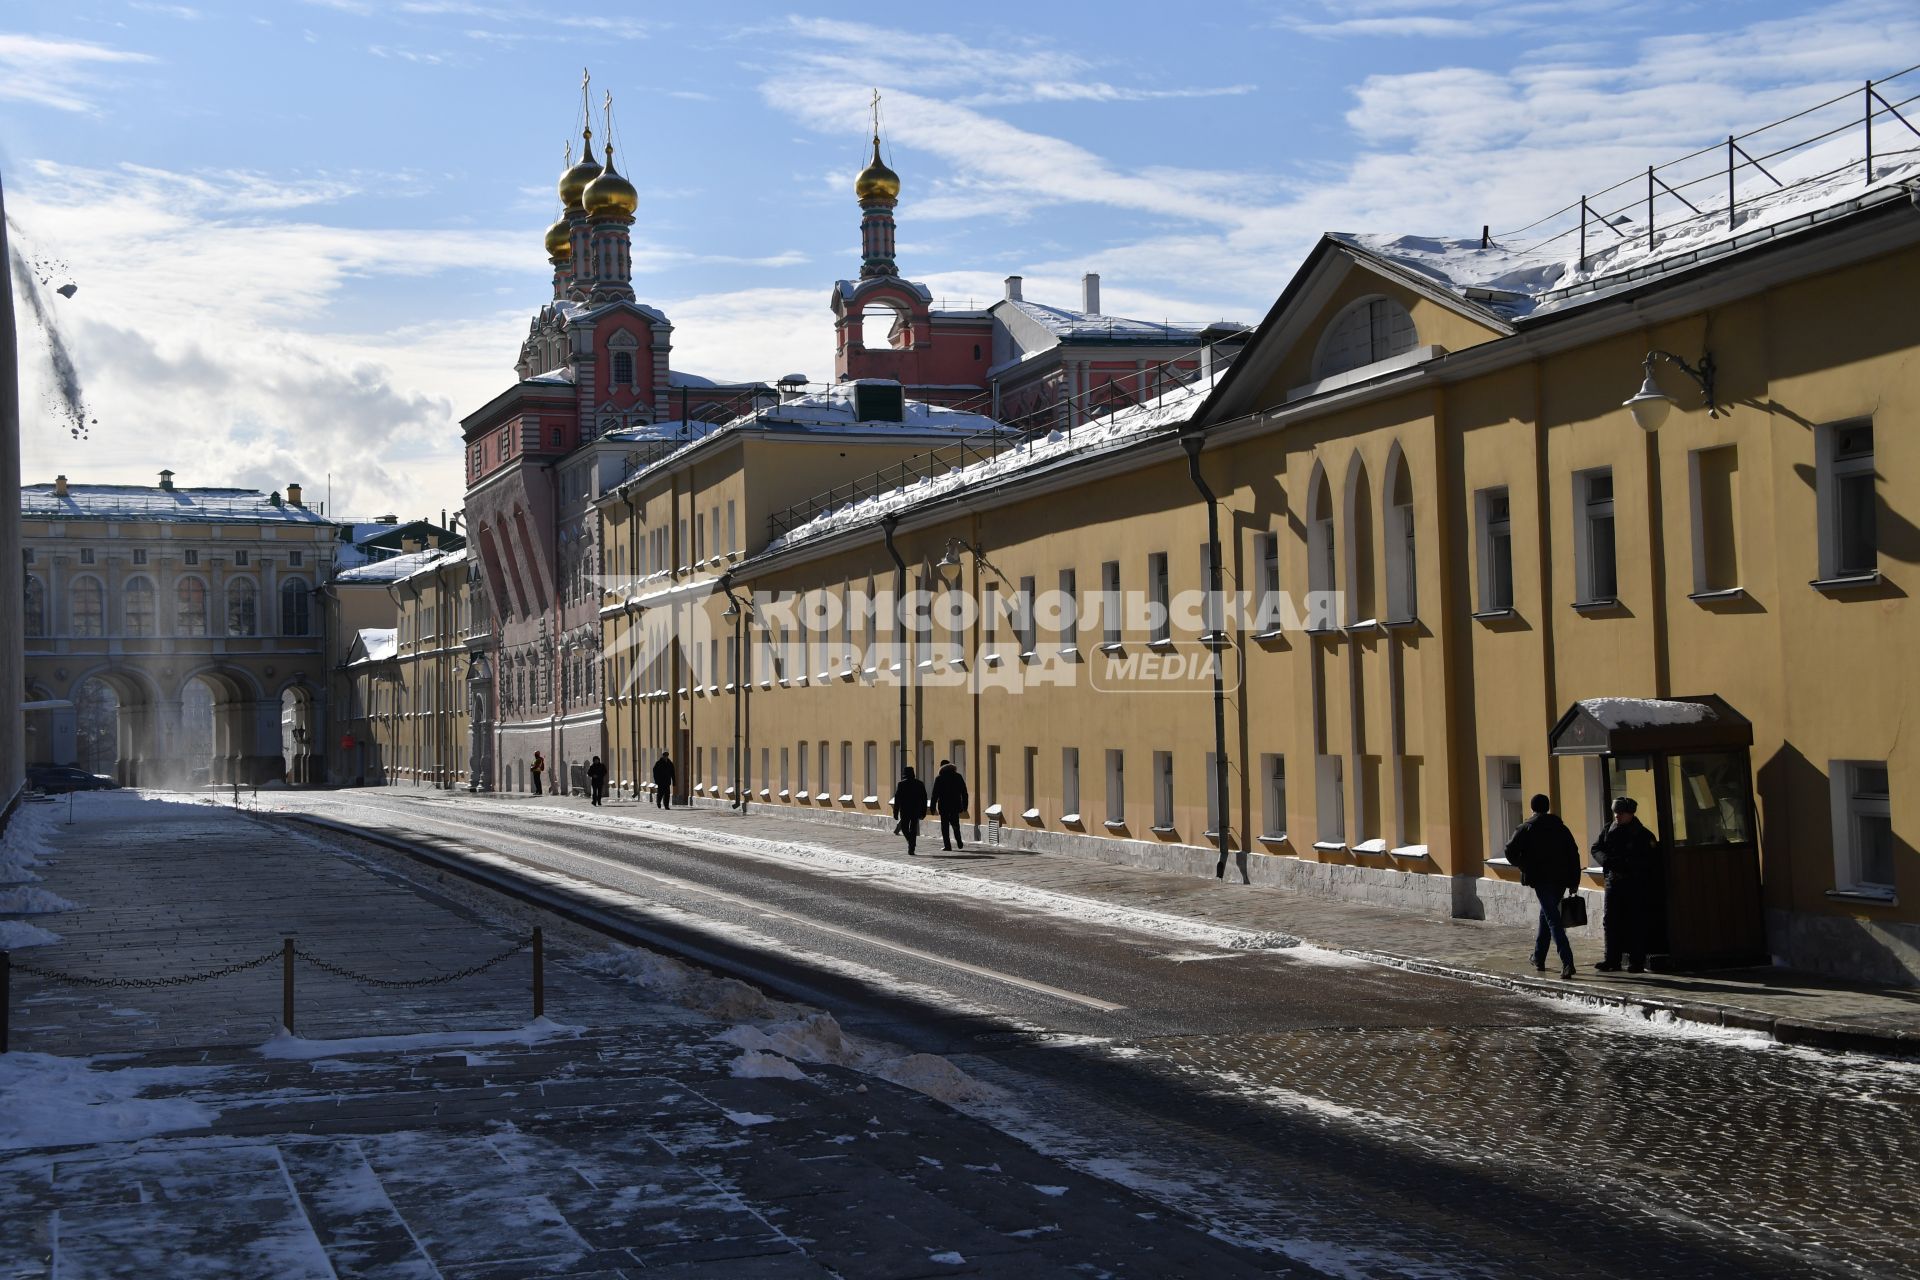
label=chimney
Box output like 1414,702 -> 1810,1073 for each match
1004,275 -> 1023,302
158,469 -> 175,491
429,534 -> 442,549
53,475 -> 68,497
1081,272 -> 1101,316
378,514 -> 399,525
286,482 -> 303,507
402,537 -> 422,554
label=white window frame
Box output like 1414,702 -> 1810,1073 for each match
1816,419 -> 1877,581
1313,295 -> 1418,381
1573,467 -> 1617,605
1829,760 -> 1894,894
1488,757 -> 1524,859
1261,754 -> 1287,839
1386,492 -> 1416,622
1255,532 -> 1282,633
1476,487 -> 1514,613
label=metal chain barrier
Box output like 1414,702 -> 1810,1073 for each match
292,937 -> 531,989
11,948 -> 283,990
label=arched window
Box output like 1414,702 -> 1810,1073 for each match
1315,296 -> 1417,380
612,351 -> 634,386
176,577 -> 209,636
280,577 -> 311,636
1385,449 -> 1417,622
71,576 -> 104,637
124,576 -> 157,637
227,578 -> 258,637
1343,458 -> 1376,626
1307,468 -> 1336,603
23,576 -> 45,637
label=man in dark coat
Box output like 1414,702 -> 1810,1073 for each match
929,759 -> 969,851
587,755 -> 607,806
1592,795 -> 1660,972
1505,792 -> 1582,978
891,766 -> 929,857
652,751 -> 675,809
530,751 -> 545,795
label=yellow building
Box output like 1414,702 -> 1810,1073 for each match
597,162 -> 1920,986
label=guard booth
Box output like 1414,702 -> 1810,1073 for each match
1549,695 -> 1765,969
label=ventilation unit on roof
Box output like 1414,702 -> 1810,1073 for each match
853,380 -> 905,424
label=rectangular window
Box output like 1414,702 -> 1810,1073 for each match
1690,445 -> 1741,593
80,548 -> 95,565
1316,755 -> 1346,845
838,742 -> 851,801
1261,754 -> 1287,838
235,550 -> 249,568
726,500 -> 737,555
1152,751 -> 1175,830
1832,761 -> 1893,892
130,549 -> 145,566
779,747 -> 790,796
1023,746 -> 1038,817
797,742 -> 807,795
987,745 -> 1001,815
1477,487 -> 1513,612
1059,568 -> 1077,650
695,746 -> 704,794
725,636 -> 738,686
289,551 -> 303,567
1017,576 -> 1036,657
1204,751 -> 1220,835
1101,561 -> 1122,647
818,741 -> 829,798
183,549 -> 199,566
1490,757 -> 1524,857
1575,468 -> 1617,604
983,585 -> 1000,655
1062,747 -> 1081,819
949,740 -> 967,779
864,741 -> 877,800
1200,544 -> 1221,636
709,508 -> 720,561
1148,552 -> 1170,643
1105,750 -> 1125,825
1389,498 -> 1416,622
1819,420 -> 1876,579
1256,533 -> 1281,631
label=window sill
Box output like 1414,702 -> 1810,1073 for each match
1342,619 -> 1380,635
1826,887 -> 1898,906
1485,856 -> 1516,869
776,679 -> 790,688
1199,631 -> 1232,651
706,685 -> 719,695
1022,807 -> 1042,822
1687,586 -> 1747,603
1810,572 -> 1882,594
983,654 -> 1003,668
1256,834 -> 1289,848
1389,844 -> 1431,861
1018,650 -> 1038,664
1147,637 -> 1176,653
1058,646 -> 1080,662
984,804 -> 1004,818
1098,641 -> 1126,655
1303,625 -> 1341,637
1061,812 -> 1083,827
1471,608 -> 1516,622
758,680 -> 772,690
816,672 -> 832,683
814,792 -> 830,803
777,789 -> 790,799
1571,598 -> 1623,615
862,795 -> 879,806
1103,819 -> 1128,832
1381,617 -> 1419,632
1251,628 -> 1289,645
837,794 -> 854,804
758,788 -> 771,799
1312,841 -> 1348,853
1150,825 -> 1177,836
917,659 -> 935,670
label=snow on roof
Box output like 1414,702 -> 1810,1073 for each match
1335,136 -> 1920,323
527,366 -> 575,385
20,484 -> 335,525
332,548 -> 455,584
753,387 -> 994,434
606,419 -> 726,445
353,628 -> 398,663
763,370 -> 1222,554
667,369 -> 716,388
1006,299 -> 1216,342
1575,697 -> 1715,729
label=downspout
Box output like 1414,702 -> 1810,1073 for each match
1182,433 -> 1233,881
624,597 -> 641,797
880,514 -> 909,787
623,485 -> 641,795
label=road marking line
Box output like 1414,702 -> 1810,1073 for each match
304,799 -> 1126,1014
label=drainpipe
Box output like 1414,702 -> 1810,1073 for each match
1181,433 -> 1232,881
880,514 -> 909,787
624,597 -> 642,797
623,485 -> 641,795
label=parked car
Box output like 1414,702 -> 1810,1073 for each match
27,765 -> 119,793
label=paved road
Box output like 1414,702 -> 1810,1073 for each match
265,791 -> 1920,1279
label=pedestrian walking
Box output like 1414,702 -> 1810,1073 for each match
652,751 -> 675,809
1592,795 -> 1660,973
1505,792 -> 1582,978
587,755 -> 607,806
530,751 -> 546,795
891,765 -> 929,857
929,758 -> 968,851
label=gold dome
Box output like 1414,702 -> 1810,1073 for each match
854,134 -> 899,201
558,136 -> 603,210
583,145 -> 638,219
544,218 -> 573,261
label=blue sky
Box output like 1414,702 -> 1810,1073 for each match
4,0 -> 1916,519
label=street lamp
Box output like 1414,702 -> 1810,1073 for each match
1624,349 -> 1717,432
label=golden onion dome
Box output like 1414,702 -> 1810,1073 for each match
558,137 -> 603,210
544,218 -> 573,260
854,134 -> 900,201
583,145 -> 638,219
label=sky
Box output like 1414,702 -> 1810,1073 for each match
3,0 -> 1917,522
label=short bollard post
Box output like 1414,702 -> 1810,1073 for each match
2,950 -> 11,1054
281,937 -> 295,1035
532,927 -> 545,1019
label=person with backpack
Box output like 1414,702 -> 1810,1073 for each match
929,758 -> 969,851
1505,792 -> 1582,978
891,765 -> 929,857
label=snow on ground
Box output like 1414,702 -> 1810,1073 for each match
1,801 -> 57,881
515,802 -> 1372,968
0,885 -> 79,913
0,919 -> 62,949
0,1053 -> 227,1150
257,1018 -> 584,1061
730,1050 -> 809,1081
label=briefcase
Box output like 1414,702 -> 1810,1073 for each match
1560,896 -> 1589,929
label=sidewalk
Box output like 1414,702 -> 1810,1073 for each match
487,792 -> 1920,1056
0,792 -> 1281,1278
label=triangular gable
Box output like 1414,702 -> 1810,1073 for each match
1207,235 -> 1514,422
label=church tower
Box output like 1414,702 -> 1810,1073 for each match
855,130 -> 901,279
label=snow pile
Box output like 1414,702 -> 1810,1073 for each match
0,920 -> 61,949
1577,697 -> 1714,729
257,1018 -> 583,1061
0,1053 -> 224,1150
599,947 -> 784,1021
729,1050 -> 809,1081
0,886 -> 80,914
716,1013 -> 1003,1107
764,370 -> 1223,552
0,803 -> 56,881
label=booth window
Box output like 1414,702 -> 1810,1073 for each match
1667,751 -> 1752,845
1817,420 -> 1877,580
1831,762 -> 1893,893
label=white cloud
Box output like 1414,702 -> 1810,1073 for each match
0,33 -> 155,113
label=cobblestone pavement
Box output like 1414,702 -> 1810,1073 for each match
0,792 -> 1292,1278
